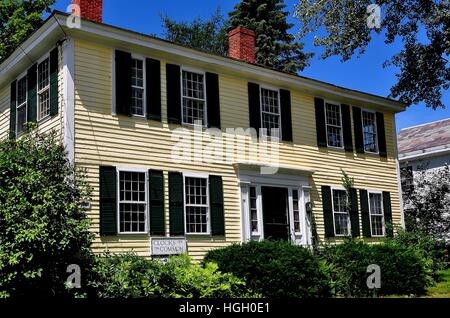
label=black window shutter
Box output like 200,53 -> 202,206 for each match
353,106 -> 364,153
146,58 -> 161,121
360,189 -> 371,237
341,104 -> 353,151
383,191 -> 393,237
169,172 -> 184,236
349,188 -> 360,237
99,166 -> 117,235
206,72 -> 221,129
248,82 -> 261,136
166,63 -> 182,124
149,170 -> 165,236
209,175 -> 225,236
49,47 -> 59,116
315,98 -> 327,147
376,112 -> 387,158
9,81 -> 17,139
322,186 -> 334,237
27,64 -> 37,123
280,89 -> 293,142
115,50 -> 132,116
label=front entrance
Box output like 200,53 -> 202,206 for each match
262,187 -> 289,241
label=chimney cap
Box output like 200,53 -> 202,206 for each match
227,26 -> 256,37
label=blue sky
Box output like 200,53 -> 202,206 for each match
51,0 -> 449,132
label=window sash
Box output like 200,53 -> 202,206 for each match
184,176 -> 210,234
362,110 -> 378,153
332,189 -> 351,236
181,70 -> 207,126
16,76 -> 27,135
293,190 -> 301,234
37,58 -> 50,94
325,103 -> 343,148
130,58 -> 145,117
369,192 -> 385,236
117,170 -> 148,234
260,87 -> 281,137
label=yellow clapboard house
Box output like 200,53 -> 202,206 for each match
0,2 -> 406,260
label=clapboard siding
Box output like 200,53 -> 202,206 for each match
0,45 -> 65,140
74,39 -> 401,260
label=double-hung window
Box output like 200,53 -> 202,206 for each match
369,192 -> 385,236
260,87 -> 281,137
118,170 -> 147,233
332,189 -> 351,236
293,189 -> 301,234
325,103 -> 343,148
16,76 -> 28,135
184,176 -> 210,234
182,70 -> 206,126
131,58 -> 145,116
362,110 -> 378,153
37,57 -> 50,120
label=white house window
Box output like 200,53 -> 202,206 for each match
325,103 -> 343,148
369,192 -> 385,236
332,189 -> 350,236
249,186 -> 259,235
293,190 -> 301,234
131,58 -> 145,116
182,70 -> 206,126
260,87 -> 281,137
118,171 -> 147,233
37,57 -> 50,120
362,110 -> 378,153
16,76 -> 27,135
185,176 -> 209,234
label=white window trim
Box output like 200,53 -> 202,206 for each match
37,53 -> 51,122
180,66 -> 208,128
16,72 -> 28,136
116,167 -> 149,235
183,172 -> 211,235
324,101 -> 344,149
130,54 -> 146,118
361,108 -> 379,154
331,187 -> 352,237
368,190 -> 385,237
259,85 -> 282,140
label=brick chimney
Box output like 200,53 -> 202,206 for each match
228,27 -> 256,64
72,0 -> 103,23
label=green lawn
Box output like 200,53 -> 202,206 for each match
424,268 -> 450,298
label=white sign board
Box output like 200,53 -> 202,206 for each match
151,238 -> 187,256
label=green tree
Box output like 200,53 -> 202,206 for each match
0,127 -> 94,297
161,8 -> 229,56
294,0 -> 449,109
229,0 -> 312,73
0,0 -> 55,64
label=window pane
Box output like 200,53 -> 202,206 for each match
17,77 -> 27,106
38,89 -> 50,119
119,171 -> 146,233
182,98 -> 205,125
293,190 -> 301,233
363,111 -> 378,152
182,70 -> 206,125
185,177 -> 209,234
333,189 -> 350,236
38,58 -> 50,91
335,213 -> 350,236
249,186 -> 258,234
182,71 -> 204,99
326,103 -> 341,126
131,59 -> 144,88
261,88 -> 280,136
326,103 -> 342,147
131,87 -> 144,116
16,105 -> 27,134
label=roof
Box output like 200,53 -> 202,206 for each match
398,118 -> 450,160
0,11 -> 407,113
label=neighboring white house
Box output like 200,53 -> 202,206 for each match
398,118 -> 450,193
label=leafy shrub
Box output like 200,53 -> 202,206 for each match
85,253 -> 255,298
0,128 -> 94,298
203,240 -> 331,298
320,239 -> 432,297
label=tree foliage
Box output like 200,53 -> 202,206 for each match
229,0 -> 312,73
0,0 -> 55,64
294,0 -> 449,109
0,127 -> 94,297
404,163 -> 450,241
161,8 -> 229,56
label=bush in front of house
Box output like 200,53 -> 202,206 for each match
203,240 -> 331,298
319,238 -> 432,297
0,128 -> 94,298
84,253 -> 256,298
